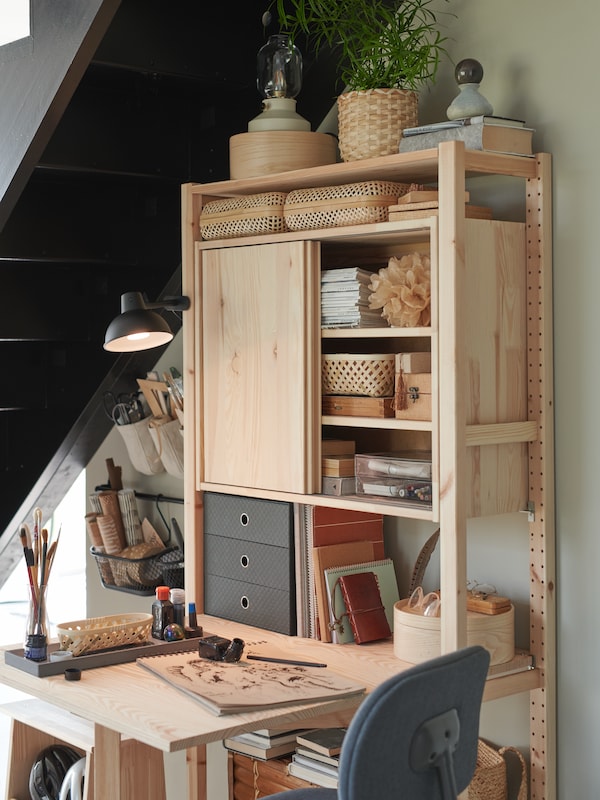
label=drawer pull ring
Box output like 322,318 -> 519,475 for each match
240,555 -> 249,568
240,595 -> 250,610
240,513 -> 249,526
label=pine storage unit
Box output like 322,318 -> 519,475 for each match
181,142 -> 554,800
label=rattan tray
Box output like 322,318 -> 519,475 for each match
284,180 -> 414,231
55,612 -> 153,656
199,191 -> 288,240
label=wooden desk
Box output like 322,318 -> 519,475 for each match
0,616 -> 401,800
0,614 -> 539,799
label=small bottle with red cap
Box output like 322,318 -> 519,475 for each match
152,585 -> 174,639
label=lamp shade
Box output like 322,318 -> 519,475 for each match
257,34 -> 302,99
103,291 -> 175,353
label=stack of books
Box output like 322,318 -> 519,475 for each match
223,728 -> 309,761
321,267 -> 385,328
399,115 -> 534,156
288,728 -> 346,788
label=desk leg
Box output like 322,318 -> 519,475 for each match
94,724 -> 121,799
185,745 -> 207,800
163,750 -> 188,800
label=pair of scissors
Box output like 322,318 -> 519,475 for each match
103,392 -> 144,425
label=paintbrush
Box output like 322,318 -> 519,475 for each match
45,525 -> 61,581
36,529 -> 49,634
39,529 -> 49,587
19,525 -> 38,616
33,507 -> 42,572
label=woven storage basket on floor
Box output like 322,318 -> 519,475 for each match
199,191 -> 287,240
468,739 -> 528,800
322,354 -> 396,397
284,181 -> 413,231
337,88 -> 419,162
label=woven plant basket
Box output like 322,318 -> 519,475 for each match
468,739 -> 528,800
337,88 -> 419,162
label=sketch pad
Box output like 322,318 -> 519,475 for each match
136,652 -> 365,715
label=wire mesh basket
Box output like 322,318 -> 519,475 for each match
90,545 -> 182,596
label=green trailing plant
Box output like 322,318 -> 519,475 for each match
271,0 -> 450,92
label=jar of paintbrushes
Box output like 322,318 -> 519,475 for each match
20,507 -> 60,661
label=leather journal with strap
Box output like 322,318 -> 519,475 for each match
335,571 -> 392,644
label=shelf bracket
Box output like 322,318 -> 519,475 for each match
520,501 -> 535,523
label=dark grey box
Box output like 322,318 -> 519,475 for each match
203,492 -> 296,635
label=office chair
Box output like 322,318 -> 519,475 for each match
267,645 -> 490,800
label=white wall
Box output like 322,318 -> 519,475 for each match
85,331 -> 229,798
85,333 -> 186,617
417,1 -> 596,796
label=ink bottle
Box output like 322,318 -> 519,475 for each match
170,588 -> 185,627
152,585 -> 174,639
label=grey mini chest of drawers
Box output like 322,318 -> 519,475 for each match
203,492 -> 296,635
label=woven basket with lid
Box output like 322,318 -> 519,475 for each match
337,88 -> 419,162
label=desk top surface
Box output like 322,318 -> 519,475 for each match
0,615 -> 406,752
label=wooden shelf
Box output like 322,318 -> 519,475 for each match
182,142 -> 555,799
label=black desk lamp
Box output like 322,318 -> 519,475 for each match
103,291 -> 190,353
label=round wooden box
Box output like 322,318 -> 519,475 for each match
229,131 -> 338,179
393,599 -> 515,666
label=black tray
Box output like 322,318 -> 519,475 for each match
5,636 -> 200,677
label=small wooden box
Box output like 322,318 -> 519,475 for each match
394,352 -> 432,421
393,600 -> 515,666
322,439 -> 356,456
322,395 -> 395,418
322,455 -> 355,477
394,373 -> 432,421
230,753 -> 314,798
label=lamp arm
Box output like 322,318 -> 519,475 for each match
120,291 -> 190,314
146,296 -> 190,312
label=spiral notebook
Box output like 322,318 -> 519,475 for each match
324,559 -> 399,644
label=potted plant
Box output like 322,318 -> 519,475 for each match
270,0 -> 451,161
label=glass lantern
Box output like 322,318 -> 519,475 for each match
249,34 -> 310,132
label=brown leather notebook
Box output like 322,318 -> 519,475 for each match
336,571 -> 392,644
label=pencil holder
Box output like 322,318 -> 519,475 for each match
24,582 -> 49,661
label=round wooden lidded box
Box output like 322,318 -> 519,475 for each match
393,600 -> 515,666
229,130 -> 338,179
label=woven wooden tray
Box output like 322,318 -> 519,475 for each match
200,191 -> 288,240
55,612 -> 153,656
284,181 -> 415,231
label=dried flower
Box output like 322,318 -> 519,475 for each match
368,253 -> 431,327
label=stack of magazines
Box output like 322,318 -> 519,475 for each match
321,267 -> 385,328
